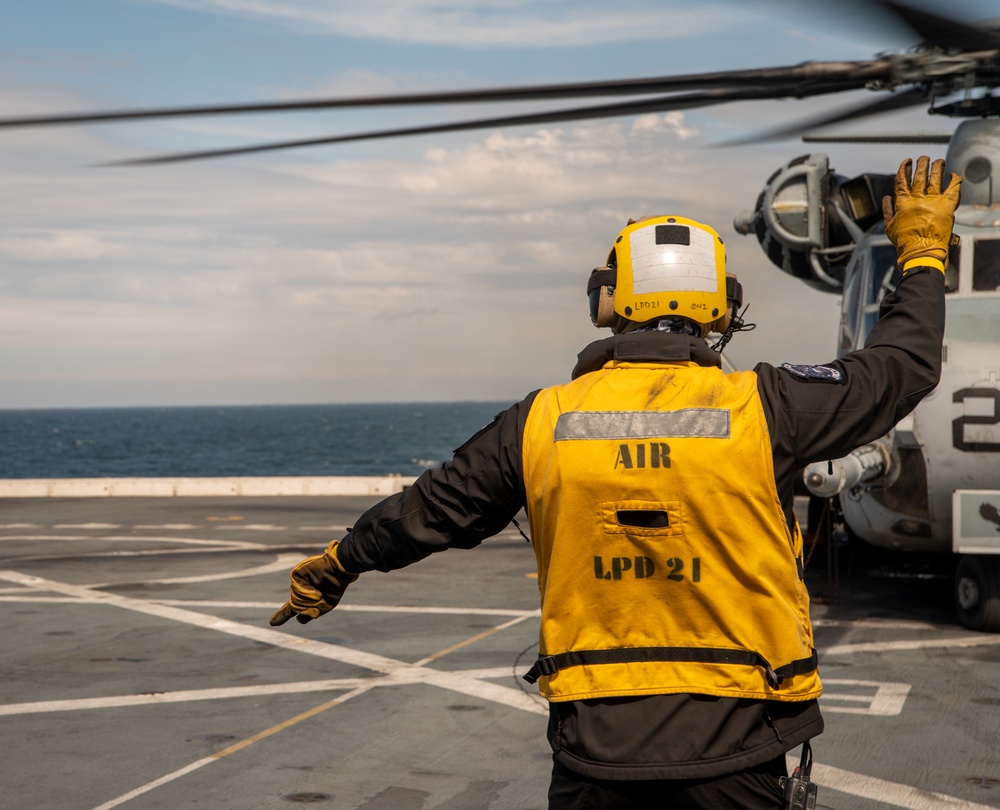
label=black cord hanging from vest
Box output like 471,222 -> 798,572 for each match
511,516 -> 531,543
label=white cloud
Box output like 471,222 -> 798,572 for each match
6,76 -> 924,407
143,0 -> 753,47
0,231 -> 124,262
1,0 -> 983,412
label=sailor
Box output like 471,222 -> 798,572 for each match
271,156 -> 960,809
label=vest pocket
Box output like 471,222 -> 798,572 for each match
617,509 -> 670,528
601,499 -> 683,537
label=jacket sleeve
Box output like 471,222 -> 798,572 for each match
336,392 -> 538,574
756,266 -> 945,492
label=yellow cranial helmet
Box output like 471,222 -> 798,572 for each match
608,215 -> 728,327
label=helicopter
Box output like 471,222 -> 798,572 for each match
3,1 -> 1000,630
733,122 -> 1000,633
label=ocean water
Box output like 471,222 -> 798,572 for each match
0,402 -> 515,479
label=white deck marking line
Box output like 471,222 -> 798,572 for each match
133,524 -> 198,529
0,662 -> 545,717
86,684 -> 377,810
455,666 -> 525,680
820,679 -> 911,716
88,756 -> 217,810
0,679 -> 374,715
0,664 -> 538,716
0,535 -> 169,543
791,759 -> 1000,810
153,599 -> 540,617
0,595 -> 90,602
82,553 -> 303,588
3,568 -> 985,810
0,569 -> 545,717
413,613 -> 536,667
0,534 -> 265,549
9,545 -> 270,565
823,635 -> 1000,655
214,524 -> 286,531
813,618 -> 938,631
53,523 -> 122,529
86,546 -> 263,557
298,526 -> 351,531
0,594 -> 540,617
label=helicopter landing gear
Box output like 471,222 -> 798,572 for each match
955,554 -> 1000,633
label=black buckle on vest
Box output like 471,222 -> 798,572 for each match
773,648 -> 819,688
522,647 -> 817,689
523,655 -> 559,684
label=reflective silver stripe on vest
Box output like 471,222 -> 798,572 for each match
554,409 -> 730,441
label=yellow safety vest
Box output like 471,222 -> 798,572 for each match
521,359 -> 820,703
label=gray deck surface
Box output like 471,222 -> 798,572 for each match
1,495 -> 998,810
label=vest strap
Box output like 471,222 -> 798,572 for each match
523,646 -> 818,690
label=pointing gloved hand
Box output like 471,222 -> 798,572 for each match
882,155 -> 962,274
270,540 -> 358,626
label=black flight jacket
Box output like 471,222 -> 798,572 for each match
337,268 -> 945,779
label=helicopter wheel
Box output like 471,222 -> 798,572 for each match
954,554 -> 1000,633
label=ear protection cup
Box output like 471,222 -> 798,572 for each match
587,267 -> 618,328
593,286 -> 617,328
708,273 -> 743,334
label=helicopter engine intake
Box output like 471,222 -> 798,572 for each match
735,153 -> 894,294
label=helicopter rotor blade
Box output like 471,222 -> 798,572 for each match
4,1 -> 993,165
876,0 -> 1000,50
102,80 -> 882,166
801,131 -> 952,143
716,85 -> 929,147
0,61 -> 891,130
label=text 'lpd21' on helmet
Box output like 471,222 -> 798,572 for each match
609,216 -> 728,327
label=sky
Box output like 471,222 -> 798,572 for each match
0,0 -> 995,409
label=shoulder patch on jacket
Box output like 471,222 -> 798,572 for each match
780,363 -> 845,383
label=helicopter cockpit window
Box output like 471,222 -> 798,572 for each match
839,257 -> 864,352
973,239 -> 1000,292
944,241 -> 961,293
863,244 -> 901,336
871,244 -> 901,303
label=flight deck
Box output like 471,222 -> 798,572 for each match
1,491 -> 999,810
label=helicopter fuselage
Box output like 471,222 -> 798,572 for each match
834,219 -> 1000,556
739,118 -> 1000,630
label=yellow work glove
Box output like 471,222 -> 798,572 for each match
882,155 -> 962,274
270,540 -> 358,626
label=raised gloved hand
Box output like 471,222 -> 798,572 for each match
882,155 -> 962,274
270,540 -> 358,626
